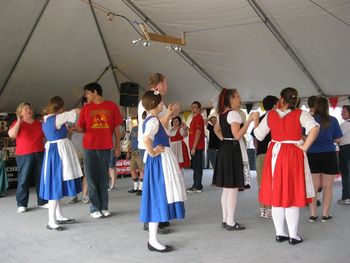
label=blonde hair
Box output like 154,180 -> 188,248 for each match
42,96 -> 64,116
149,73 -> 165,89
16,102 -> 32,117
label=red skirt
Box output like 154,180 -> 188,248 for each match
259,142 -> 311,207
179,141 -> 191,169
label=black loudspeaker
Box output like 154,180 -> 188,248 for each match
120,82 -> 139,107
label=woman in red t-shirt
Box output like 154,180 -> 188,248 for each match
8,102 -> 47,213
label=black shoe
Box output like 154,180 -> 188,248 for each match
57,219 -> 76,224
159,221 -> 170,228
128,189 -> 138,193
158,228 -> 170,235
316,200 -> 321,206
136,190 -> 142,196
143,223 -> 170,234
289,237 -> 303,245
226,223 -> 245,231
46,225 -> 65,231
309,216 -> 318,223
221,222 -> 227,229
321,215 -> 333,223
147,242 -> 172,253
276,235 -> 289,242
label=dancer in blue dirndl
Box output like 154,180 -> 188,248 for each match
39,96 -> 82,231
139,90 -> 186,252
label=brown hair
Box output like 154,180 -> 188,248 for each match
16,102 -> 32,117
314,96 -> 330,129
141,90 -> 162,119
43,96 -> 64,116
280,87 -> 299,110
343,105 -> 350,116
149,73 -> 165,89
217,88 -> 238,114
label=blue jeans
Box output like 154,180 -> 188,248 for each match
339,145 -> 350,199
84,149 -> 110,213
191,149 -> 204,190
207,148 -> 218,169
16,152 -> 47,207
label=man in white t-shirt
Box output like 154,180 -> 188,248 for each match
137,73 -> 180,233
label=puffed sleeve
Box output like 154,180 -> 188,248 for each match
253,113 -> 270,141
300,110 -> 319,135
56,110 -> 77,129
227,111 -> 242,124
143,117 -> 159,141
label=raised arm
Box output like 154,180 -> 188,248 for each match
8,117 -> 22,138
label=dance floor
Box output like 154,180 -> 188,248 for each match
0,170 -> 348,263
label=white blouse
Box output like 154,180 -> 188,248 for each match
254,109 -> 318,141
143,116 -> 159,141
340,121 -> 350,146
44,110 -> 77,129
227,110 -> 243,125
138,101 -> 167,149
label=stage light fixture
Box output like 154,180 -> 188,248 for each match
132,38 -> 142,45
107,12 -> 113,21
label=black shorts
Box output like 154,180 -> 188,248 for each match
307,151 -> 340,175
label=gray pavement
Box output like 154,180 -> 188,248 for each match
0,170 -> 349,263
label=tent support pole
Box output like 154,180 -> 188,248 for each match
0,0 -> 50,97
122,0 -> 223,92
247,0 -> 326,96
88,0 -> 120,93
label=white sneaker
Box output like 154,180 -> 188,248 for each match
101,210 -> 111,217
38,203 -> 49,209
90,211 -> 103,219
81,195 -> 90,204
108,186 -> 116,192
18,206 -> 27,213
337,198 -> 350,205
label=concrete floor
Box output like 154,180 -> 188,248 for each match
0,170 -> 349,263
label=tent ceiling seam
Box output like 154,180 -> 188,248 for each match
88,0 -> 120,94
122,0 -> 223,92
309,0 -> 350,28
0,0 -> 50,97
247,0 -> 326,96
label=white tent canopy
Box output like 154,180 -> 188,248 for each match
1,0 -> 349,113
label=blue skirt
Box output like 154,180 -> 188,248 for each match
39,144 -> 82,200
139,154 -> 185,222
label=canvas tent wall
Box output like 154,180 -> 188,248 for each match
1,0 -> 349,113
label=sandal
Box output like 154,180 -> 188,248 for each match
226,223 -> 245,231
